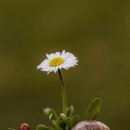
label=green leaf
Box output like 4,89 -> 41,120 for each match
43,107 -> 58,121
36,124 -> 54,130
71,115 -> 80,127
85,98 -> 102,120
56,119 -> 66,128
56,114 -> 67,128
43,108 -> 61,130
66,105 -> 74,117
66,117 -> 72,128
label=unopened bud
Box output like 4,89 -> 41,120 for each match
19,123 -> 30,130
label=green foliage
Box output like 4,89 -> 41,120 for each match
44,107 -> 58,121
36,125 -> 54,130
85,98 -> 102,120
66,105 -> 74,117
36,98 -> 102,130
71,115 -> 80,127
8,98 -> 102,130
39,106 -> 80,130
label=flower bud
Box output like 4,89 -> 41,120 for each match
19,123 -> 30,130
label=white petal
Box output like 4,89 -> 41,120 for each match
37,50 -> 78,73
55,52 -> 61,57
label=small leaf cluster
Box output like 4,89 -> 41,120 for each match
36,105 -> 80,130
8,98 -> 102,130
36,98 -> 102,130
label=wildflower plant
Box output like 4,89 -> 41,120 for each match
36,50 -> 102,130
36,50 -> 79,130
9,50 -> 102,130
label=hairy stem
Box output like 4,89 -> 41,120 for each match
58,69 -> 67,116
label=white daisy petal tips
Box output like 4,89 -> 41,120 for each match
37,50 -> 78,74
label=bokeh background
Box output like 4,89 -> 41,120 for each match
0,0 -> 130,129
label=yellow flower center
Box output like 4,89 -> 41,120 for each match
49,57 -> 64,66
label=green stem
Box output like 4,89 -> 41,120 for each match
58,69 -> 67,116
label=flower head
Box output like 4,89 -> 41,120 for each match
37,50 -> 78,74
19,123 -> 30,130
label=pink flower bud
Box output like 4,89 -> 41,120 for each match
19,123 -> 30,130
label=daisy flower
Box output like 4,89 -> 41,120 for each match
37,50 -> 78,74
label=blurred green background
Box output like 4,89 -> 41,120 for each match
0,0 -> 130,129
